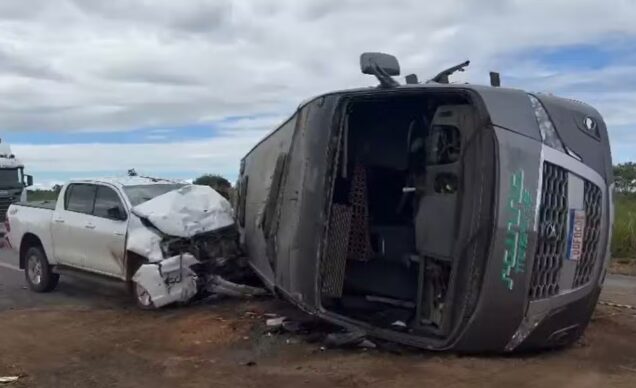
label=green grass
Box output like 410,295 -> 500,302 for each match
22,189 -> 636,259
612,194 -> 636,259
27,190 -> 58,202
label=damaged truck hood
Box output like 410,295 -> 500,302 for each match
127,184 -> 252,308
131,185 -> 234,238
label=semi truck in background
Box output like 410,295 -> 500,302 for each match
0,139 -> 33,226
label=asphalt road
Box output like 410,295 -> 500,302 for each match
0,248 -> 133,311
2,247 -> 634,310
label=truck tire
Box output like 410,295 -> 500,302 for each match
24,246 -> 59,292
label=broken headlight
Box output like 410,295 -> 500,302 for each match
528,94 -> 565,152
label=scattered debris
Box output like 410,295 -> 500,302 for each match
324,330 -> 369,348
281,320 -> 303,334
358,339 -> 377,349
0,376 -> 19,384
266,317 -> 287,328
257,312 -> 381,351
391,320 -> 408,331
599,300 -> 636,310
206,275 -> 267,298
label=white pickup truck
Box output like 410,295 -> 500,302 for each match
5,177 -> 242,308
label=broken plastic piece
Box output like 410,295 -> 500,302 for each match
266,317 -> 287,328
391,320 -> 407,328
206,275 -> 268,298
358,339 -> 377,349
132,254 -> 199,308
0,376 -> 19,383
324,330 -> 367,348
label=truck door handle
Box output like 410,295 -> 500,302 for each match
54,219 -> 65,224
114,232 -> 124,236
85,224 -> 96,230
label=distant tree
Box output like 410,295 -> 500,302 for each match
614,162 -> 636,194
193,174 -> 232,199
52,184 -> 63,194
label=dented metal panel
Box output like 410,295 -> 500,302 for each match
239,112 -> 298,290
131,185 -> 234,238
133,253 -> 200,308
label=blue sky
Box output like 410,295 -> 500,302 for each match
1,0 -> 635,189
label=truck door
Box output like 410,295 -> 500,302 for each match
85,185 -> 127,277
52,183 -> 97,268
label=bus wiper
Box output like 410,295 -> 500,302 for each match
428,60 -> 470,84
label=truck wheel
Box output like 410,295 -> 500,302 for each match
24,246 -> 59,292
132,281 -> 156,310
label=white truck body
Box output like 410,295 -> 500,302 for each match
6,177 -> 240,308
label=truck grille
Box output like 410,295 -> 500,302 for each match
573,181 -> 602,287
529,163 -> 568,300
0,196 -> 13,221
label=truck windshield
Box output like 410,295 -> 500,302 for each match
0,169 -> 21,188
124,184 -> 185,206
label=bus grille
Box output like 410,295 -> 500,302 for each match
529,163 -> 568,300
573,181 -> 602,287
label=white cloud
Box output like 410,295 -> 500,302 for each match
0,0 -> 634,132
1,0 -> 636,183
13,129 -> 266,176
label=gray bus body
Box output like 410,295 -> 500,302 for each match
237,79 -> 613,352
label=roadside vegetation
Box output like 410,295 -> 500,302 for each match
193,174 -> 233,200
26,189 -> 58,202
613,163 -> 636,261
613,194 -> 636,258
25,167 -> 636,260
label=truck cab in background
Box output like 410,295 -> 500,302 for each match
0,139 -> 32,230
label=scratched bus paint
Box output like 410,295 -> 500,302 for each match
502,169 -> 534,290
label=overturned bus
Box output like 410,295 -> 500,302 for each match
236,53 -> 614,352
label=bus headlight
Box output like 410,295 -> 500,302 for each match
528,94 -> 565,152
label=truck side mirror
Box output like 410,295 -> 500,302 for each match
25,174 -> 33,187
107,206 -> 127,221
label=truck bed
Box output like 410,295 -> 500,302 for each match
15,201 -> 56,210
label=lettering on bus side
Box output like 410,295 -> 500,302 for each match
501,169 -> 534,291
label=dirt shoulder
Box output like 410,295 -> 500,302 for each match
609,259 -> 636,276
1,300 -> 636,388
